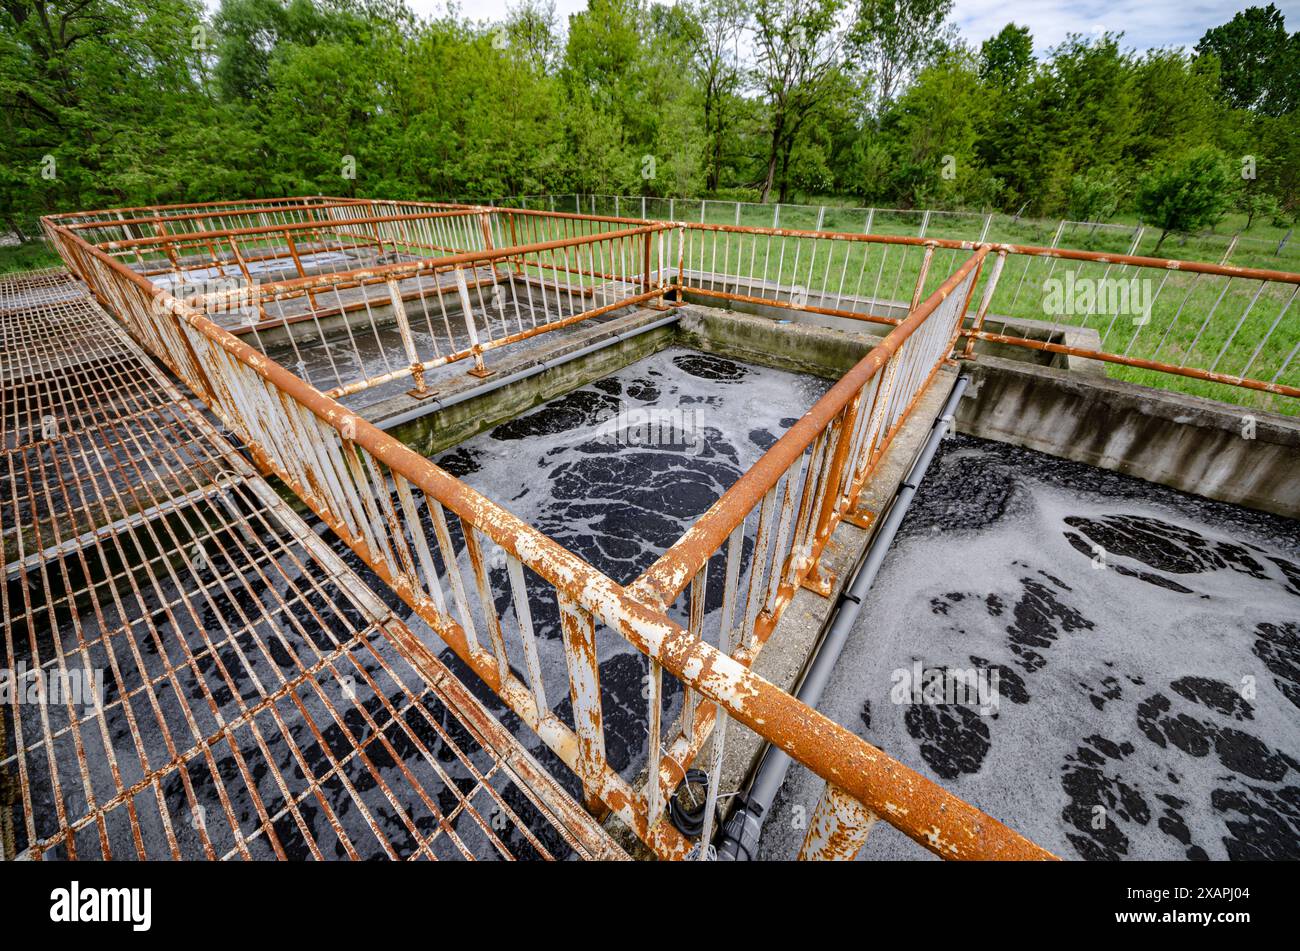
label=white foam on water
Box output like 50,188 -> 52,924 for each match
761,436 -> 1300,861
401,346 -> 830,782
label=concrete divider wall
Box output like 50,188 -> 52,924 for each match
957,356 -> 1300,519
369,300 -> 1298,521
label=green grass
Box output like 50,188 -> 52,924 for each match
0,241 -> 61,275
529,197 -> 1298,418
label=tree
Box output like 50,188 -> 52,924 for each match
1195,4 -> 1299,117
847,0 -> 955,124
686,0 -> 744,192
880,49 -> 996,208
1065,169 -> 1122,222
983,33 -> 1136,215
0,0 -> 213,233
1237,180 -> 1280,230
1135,147 -> 1235,253
505,0 -> 562,74
1125,49 -> 1220,169
979,23 -> 1032,89
750,0 -> 846,203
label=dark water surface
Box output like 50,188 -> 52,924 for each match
319,347 -> 830,796
762,433 -> 1300,860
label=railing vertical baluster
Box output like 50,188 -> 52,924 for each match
962,249 -> 1006,358
798,782 -> 877,861
464,527 -> 510,685
558,594 -> 607,812
645,658 -> 662,826
506,553 -> 548,716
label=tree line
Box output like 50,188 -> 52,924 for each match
2,0 -> 1298,246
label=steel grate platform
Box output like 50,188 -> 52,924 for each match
1,269 -> 624,861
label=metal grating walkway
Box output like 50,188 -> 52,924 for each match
0,269 -> 625,861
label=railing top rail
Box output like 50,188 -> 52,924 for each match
57,195 -> 1300,286
679,220 -> 1300,285
91,207 -> 498,252
59,199 -> 463,233
629,245 -> 989,608
493,205 -> 662,227
982,241 -> 1300,285
195,222 -> 674,306
53,220 -> 1048,860
44,194 -> 355,224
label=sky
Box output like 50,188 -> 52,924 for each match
410,0 -> 1300,55
197,0 -> 1300,56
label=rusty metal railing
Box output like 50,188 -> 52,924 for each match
186,220 -> 671,402
90,208 -> 490,277
0,267 -> 624,861
50,204 -> 673,406
626,248 -> 985,853
465,209 -> 1300,407
42,195 -> 365,232
44,207 -> 1053,861
667,220 -> 1300,406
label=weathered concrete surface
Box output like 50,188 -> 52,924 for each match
676,304 -> 879,380
377,307 -> 677,455
957,355 -> 1300,519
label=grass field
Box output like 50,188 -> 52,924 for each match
510,196 -> 1299,418
0,240 -> 61,274
22,196 -> 1300,418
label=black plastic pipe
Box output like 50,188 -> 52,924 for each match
715,371 -> 971,860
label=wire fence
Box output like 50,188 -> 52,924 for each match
495,194 -> 1300,275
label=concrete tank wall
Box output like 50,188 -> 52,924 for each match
956,356 -> 1300,519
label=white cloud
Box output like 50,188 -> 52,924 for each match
951,0 -> 1300,56
203,0 -> 1300,57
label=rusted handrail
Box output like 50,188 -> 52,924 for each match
630,246 -> 989,607
163,263 -> 1052,861
44,209 -> 1054,862
679,220 -> 1300,285
197,223 -> 673,306
43,195 -> 356,227
59,200 -> 388,232
96,208 -> 499,252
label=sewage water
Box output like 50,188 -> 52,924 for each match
761,433 -> 1300,861
321,346 -> 830,794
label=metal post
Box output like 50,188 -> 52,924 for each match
453,266 -> 490,378
558,594 -> 606,812
910,244 -> 936,311
798,782 -> 877,861
388,278 -> 429,397
962,250 -> 1007,358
